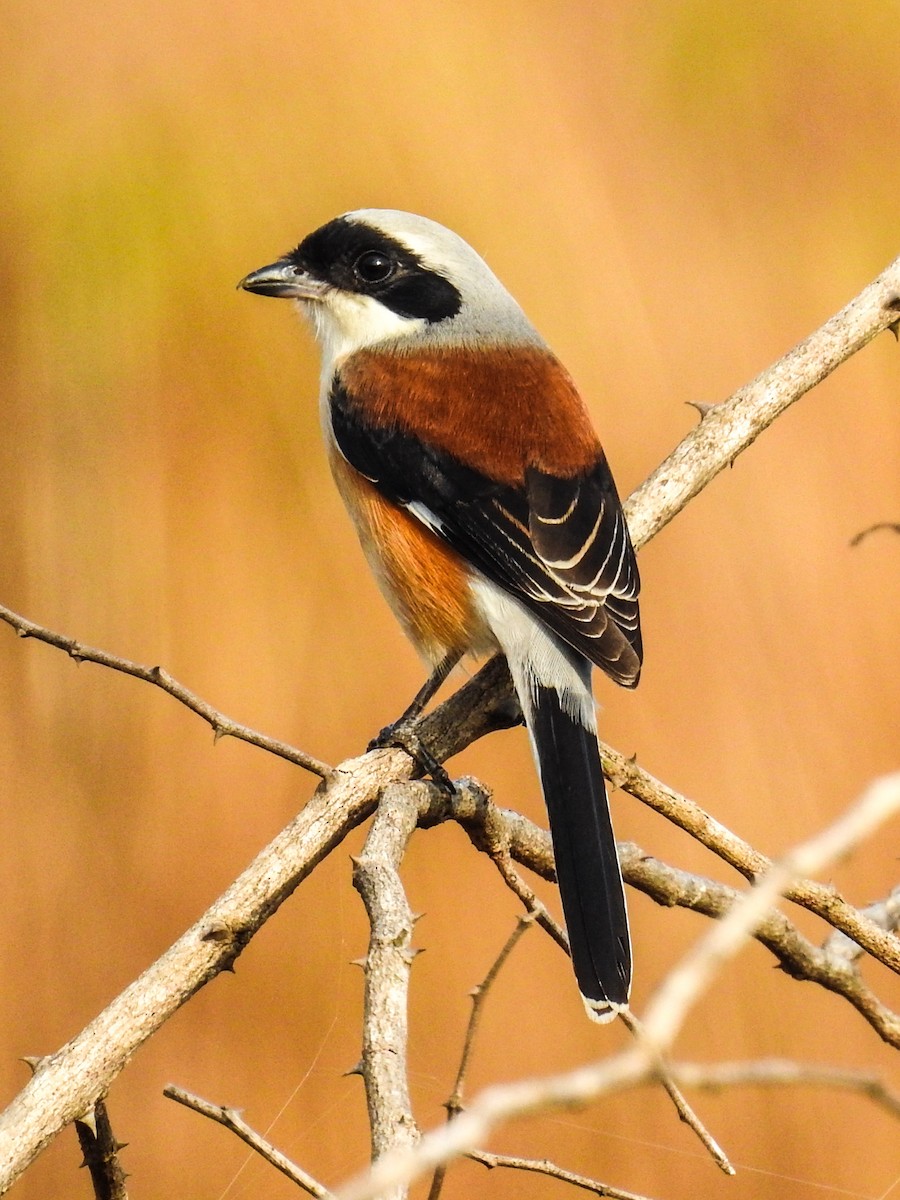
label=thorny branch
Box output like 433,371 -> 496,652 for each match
334,772 -> 900,1200
664,1059 -> 900,1118
73,1100 -> 129,1200
617,1012 -> 732,1176
600,743 -> 900,972
0,257 -> 898,1195
469,1151 -> 656,1200
164,1085 -> 333,1198
850,521 -> 900,546
437,783 -> 900,1045
622,260 -> 900,550
0,604 -> 333,779
351,783 -> 424,1183
823,885 -> 900,964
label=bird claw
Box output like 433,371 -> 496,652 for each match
368,720 -> 456,794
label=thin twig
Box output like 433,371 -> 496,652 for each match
164,1085 -> 333,1198
73,1100 -> 129,1200
0,603 -> 334,779
489,854 -> 570,955
666,1059 -> 900,1118
453,781 -> 570,953
822,885 -> 900,964
618,1011 -> 733,1176
624,256 -> 900,550
448,914 -> 538,1117
850,522 -> 900,546
427,914 -> 537,1200
470,1149 -> 655,1199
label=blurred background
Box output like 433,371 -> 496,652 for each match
1,2 -> 899,1198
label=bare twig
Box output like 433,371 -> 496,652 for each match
666,1059 -> 900,1118
448,914 -> 538,1118
823,885 -> 900,964
73,1100 -> 129,1200
488,852 -> 570,954
164,1084 -> 333,1197
470,1149 -> 654,1199
427,913 -> 536,1200
472,1152 -> 657,1200
618,1011 -> 733,1176
623,257 -> 900,550
0,603 -> 334,780
850,522 -> 900,546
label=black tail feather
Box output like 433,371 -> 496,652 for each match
529,683 -> 630,1016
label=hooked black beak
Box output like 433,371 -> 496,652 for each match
238,259 -> 328,300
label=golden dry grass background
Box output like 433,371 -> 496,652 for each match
1,3 -> 899,1198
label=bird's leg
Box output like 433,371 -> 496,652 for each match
368,649 -> 463,790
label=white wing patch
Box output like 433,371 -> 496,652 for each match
405,500 -> 444,534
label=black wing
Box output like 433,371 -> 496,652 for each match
330,381 -> 642,686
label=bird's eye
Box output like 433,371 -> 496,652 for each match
353,251 -> 395,284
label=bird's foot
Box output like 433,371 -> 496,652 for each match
368,719 -> 455,794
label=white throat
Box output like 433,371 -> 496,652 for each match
299,291 -> 424,381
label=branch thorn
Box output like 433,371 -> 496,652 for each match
686,400 -> 717,420
884,294 -> 900,339
201,922 -> 233,944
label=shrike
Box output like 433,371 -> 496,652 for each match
241,210 -> 642,1021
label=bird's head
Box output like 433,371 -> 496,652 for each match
239,209 -> 539,369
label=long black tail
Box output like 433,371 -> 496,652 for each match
529,680 -> 631,1020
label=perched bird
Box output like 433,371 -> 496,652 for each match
240,211 -> 642,1021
